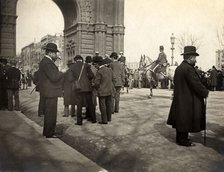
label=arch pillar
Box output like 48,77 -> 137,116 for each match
0,0 -> 125,61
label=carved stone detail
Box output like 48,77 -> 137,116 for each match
77,0 -> 95,23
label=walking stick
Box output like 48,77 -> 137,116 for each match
30,85 -> 37,95
204,98 -> 207,145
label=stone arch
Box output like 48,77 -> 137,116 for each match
0,0 -> 125,63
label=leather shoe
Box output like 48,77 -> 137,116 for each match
46,134 -> 62,138
98,121 -> 108,124
177,141 -> 195,147
75,123 -> 82,126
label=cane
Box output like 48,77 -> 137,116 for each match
30,86 -> 37,95
204,98 -> 207,145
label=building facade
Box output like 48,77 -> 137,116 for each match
1,0 -> 125,64
216,50 -> 224,70
20,34 -> 64,73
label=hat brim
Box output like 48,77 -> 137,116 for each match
181,52 -> 199,56
44,47 -> 59,52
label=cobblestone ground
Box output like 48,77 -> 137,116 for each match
20,87 -> 224,172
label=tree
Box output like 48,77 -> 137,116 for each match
176,32 -> 203,53
217,25 -> 224,49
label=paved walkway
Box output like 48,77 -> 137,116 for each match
8,87 -> 224,172
0,110 -> 106,172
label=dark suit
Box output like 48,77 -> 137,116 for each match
167,61 -> 209,143
5,66 -> 21,110
68,61 -> 95,124
39,56 -> 63,137
95,66 -> 114,123
33,70 -> 45,116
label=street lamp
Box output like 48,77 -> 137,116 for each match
170,33 -> 175,66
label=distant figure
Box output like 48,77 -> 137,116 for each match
109,52 -> 125,113
167,46 -> 209,147
62,60 -> 74,117
151,45 -> 168,75
21,73 -> 28,90
5,60 -> 21,111
0,58 -> 9,110
210,65 -> 218,91
33,68 -> 45,117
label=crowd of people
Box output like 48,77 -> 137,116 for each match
31,43 -> 127,138
0,58 -> 21,111
1,43 -> 224,146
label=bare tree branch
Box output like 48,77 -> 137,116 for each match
176,32 -> 203,52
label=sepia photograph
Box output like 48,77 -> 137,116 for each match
0,0 -> 224,171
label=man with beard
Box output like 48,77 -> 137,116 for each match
167,46 -> 209,147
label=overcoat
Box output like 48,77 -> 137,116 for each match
62,69 -> 73,105
109,61 -> 125,87
94,66 -> 114,97
39,56 -> 63,98
68,61 -> 94,105
68,61 -> 93,92
210,68 -> 218,87
5,66 -> 21,90
167,61 -> 209,132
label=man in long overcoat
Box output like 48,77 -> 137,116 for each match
62,60 -> 74,117
68,55 -> 95,125
39,43 -> 63,138
167,46 -> 209,147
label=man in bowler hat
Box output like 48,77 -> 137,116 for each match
167,46 -> 209,146
39,43 -> 63,138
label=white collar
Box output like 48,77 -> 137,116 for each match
45,55 -> 53,61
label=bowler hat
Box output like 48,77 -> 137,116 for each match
93,56 -> 103,64
110,52 -> 118,58
181,46 -> 199,56
74,55 -> 83,61
44,43 -> 59,52
85,56 -> 92,63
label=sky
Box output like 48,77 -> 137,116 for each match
16,0 -> 224,71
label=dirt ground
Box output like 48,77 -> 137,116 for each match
20,87 -> 224,172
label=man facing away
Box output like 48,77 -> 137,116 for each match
167,46 -> 209,147
39,43 -> 63,138
109,52 -> 125,113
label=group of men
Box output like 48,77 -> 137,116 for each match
0,58 -> 21,111
36,43 -> 126,138
0,43 -> 209,147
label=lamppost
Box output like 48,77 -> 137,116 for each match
170,33 -> 175,66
